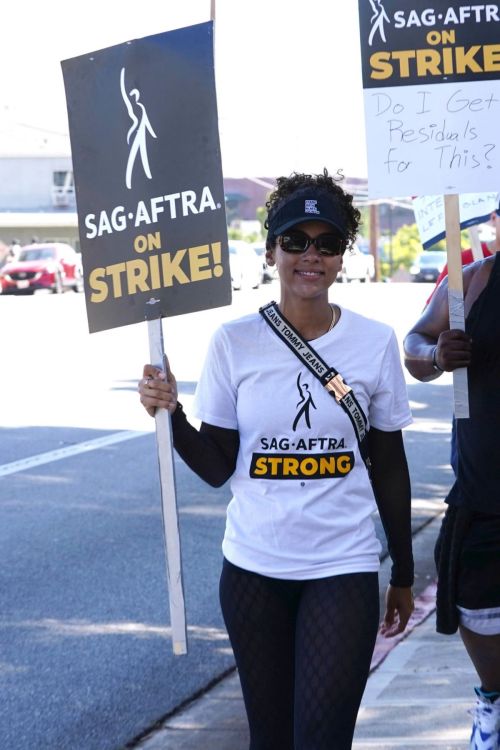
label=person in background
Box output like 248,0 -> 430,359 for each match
139,169 -> 415,749
426,203 -> 500,305
7,238 -> 21,261
404,248 -> 500,750
426,205 -> 500,474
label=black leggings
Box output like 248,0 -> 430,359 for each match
219,559 -> 379,750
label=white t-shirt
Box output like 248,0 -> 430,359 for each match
193,306 -> 412,580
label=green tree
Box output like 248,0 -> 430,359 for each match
227,204 -> 269,244
256,206 -> 267,237
227,227 -> 262,243
227,227 -> 244,240
357,206 -> 370,237
381,223 -> 422,278
381,223 -> 472,279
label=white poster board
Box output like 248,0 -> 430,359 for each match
364,81 -> 500,198
413,191 -> 498,248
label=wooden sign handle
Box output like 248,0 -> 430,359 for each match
444,194 -> 469,419
148,318 -> 188,655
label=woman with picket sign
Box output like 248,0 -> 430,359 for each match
138,169 -> 414,749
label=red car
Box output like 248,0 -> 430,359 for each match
0,242 -> 84,295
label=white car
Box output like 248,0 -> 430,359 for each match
252,242 -> 278,282
337,244 -> 375,283
229,240 -> 264,290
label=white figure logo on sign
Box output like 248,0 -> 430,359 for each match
120,67 -> 157,190
368,0 -> 390,46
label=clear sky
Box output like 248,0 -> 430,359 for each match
1,0 -> 367,178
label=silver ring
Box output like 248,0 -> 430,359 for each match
145,377 -> 152,387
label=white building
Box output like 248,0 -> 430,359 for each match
0,155 -> 79,249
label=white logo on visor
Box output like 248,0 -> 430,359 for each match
305,200 -> 320,215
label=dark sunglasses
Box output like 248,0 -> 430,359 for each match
278,231 -> 345,256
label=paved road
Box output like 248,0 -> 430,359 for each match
0,282 -> 455,749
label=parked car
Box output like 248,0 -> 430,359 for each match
336,244 -> 375,283
252,242 -> 278,283
409,251 -> 447,282
229,240 -> 264,290
0,242 -> 83,295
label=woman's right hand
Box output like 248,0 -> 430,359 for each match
138,364 -> 178,417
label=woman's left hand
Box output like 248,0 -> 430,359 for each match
379,585 -> 414,638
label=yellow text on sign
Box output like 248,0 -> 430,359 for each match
370,44 -> 500,80
88,233 -> 224,303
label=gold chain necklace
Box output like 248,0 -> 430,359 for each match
328,304 -> 338,331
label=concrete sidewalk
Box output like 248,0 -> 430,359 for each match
132,515 -> 477,750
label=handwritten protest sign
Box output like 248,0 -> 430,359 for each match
358,2 -> 500,198
62,21 -> 230,334
358,2 -> 500,418
413,190 -> 498,247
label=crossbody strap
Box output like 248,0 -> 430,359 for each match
259,301 -> 371,472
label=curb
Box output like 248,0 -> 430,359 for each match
370,580 -> 437,672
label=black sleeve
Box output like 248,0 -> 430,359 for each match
367,427 -> 414,588
170,403 -> 239,488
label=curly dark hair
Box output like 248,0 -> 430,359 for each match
265,168 -> 361,250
